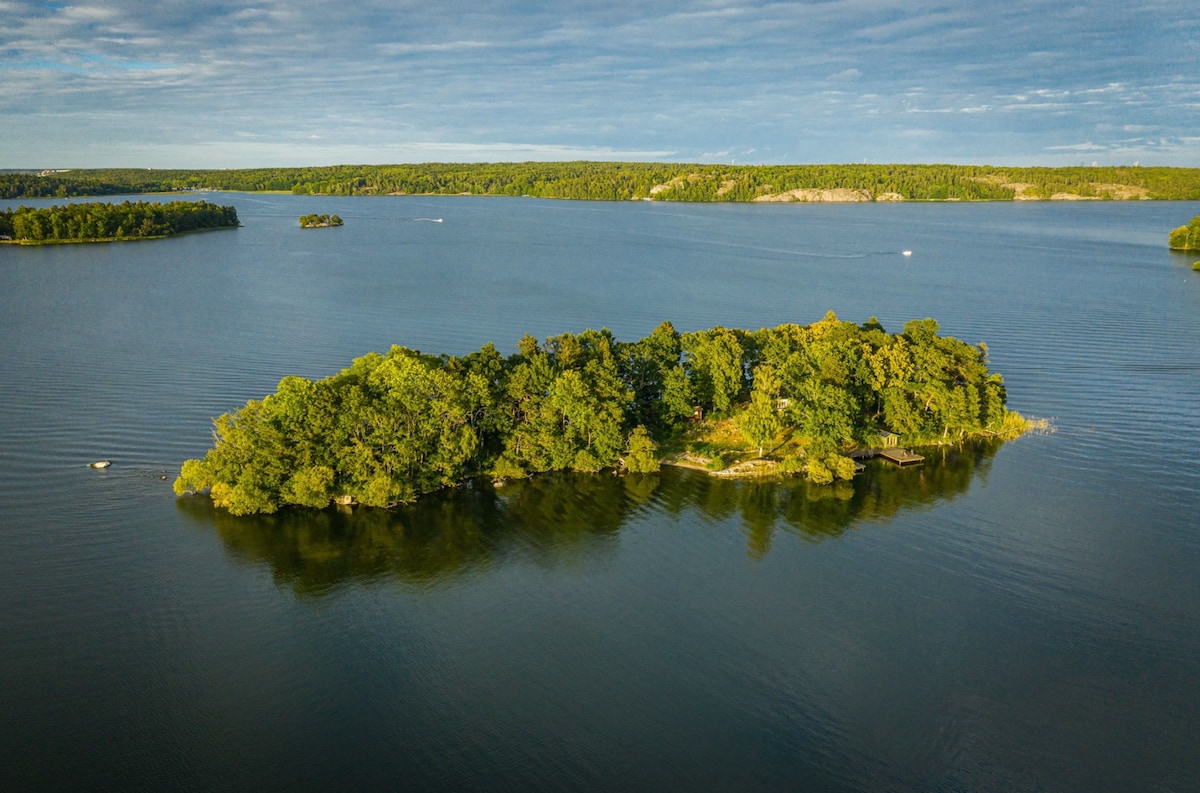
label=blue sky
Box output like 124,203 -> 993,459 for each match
3,0 -> 1198,168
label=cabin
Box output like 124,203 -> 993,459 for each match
878,429 -> 899,448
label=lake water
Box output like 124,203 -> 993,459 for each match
2,194 -> 1199,791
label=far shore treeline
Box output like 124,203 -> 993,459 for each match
0,200 -> 239,243
175,314 -> 1030,516
5,162 -> 1200,201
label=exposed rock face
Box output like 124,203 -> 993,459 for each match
753,188 -> 874,202
968,176 -> 1151,201
649,174 -> 703,195
1091,183 -> 1150,200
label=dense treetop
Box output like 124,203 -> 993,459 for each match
1168,214 -> 1200,251
3,163 -> 1199,201
0,200 -> 239,243
175,314 -> 1028,515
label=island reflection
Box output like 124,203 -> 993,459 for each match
177,439 -> 1001,596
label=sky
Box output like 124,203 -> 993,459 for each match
2,0 -> 1198,168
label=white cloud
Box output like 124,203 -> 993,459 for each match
1,0 -> 1197,166
377,41 -> 494,56
1045,142 -> 1109,152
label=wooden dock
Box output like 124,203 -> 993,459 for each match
878,448 -> 924,466
845,447 -> 925,467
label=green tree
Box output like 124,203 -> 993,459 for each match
618,320 -> 682,432
1169,215 -> 1200,251
623,425 -> 660,473
660,364 -> 696,425
738,389 -> 781,457
682,326 -> 745,416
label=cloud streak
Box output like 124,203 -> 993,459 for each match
1,0 -> 1197,166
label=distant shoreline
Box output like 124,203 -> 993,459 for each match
4,163 -> 1198,202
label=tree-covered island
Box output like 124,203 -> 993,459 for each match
299,213 -> 343,228
175,313 -> 1034,516
0,200 -> 239,244
1169,214 -> 1200,252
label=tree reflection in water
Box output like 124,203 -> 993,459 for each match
177,439 -> 1002,596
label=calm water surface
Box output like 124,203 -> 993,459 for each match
2,195 -> 1199,791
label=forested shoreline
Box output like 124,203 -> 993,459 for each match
4,162 -> 1200,201
175,313 -> 1030,516
0,200 -> 239,243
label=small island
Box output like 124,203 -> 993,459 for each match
1169,214 -> 1200,252
0,200 -> 238,244
299,213 -> 343,228
175,313 -> 1035,516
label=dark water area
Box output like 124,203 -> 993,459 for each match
2,195 -> 1199,791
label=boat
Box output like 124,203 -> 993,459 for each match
90,460 -> 111,469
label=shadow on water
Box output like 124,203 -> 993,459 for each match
177,439 -> 1002,596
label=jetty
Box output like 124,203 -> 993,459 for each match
846,447 -> 925,467
877,448 -> 924,466
845,432 -> 925,468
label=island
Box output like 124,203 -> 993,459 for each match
299,213 -> 343,228
174,313 -> 1035,515
0,200 -> 239,244
1169,214 -> 1200,252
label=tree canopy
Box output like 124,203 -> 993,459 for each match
176,314 -> 1026,515
1168,214 -> 1200,251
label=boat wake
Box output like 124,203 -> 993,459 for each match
793,249 -> 912,260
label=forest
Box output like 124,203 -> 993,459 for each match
175,313 -> 1029,516
4,162 -> 1200,201
0,200 -> 239,243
